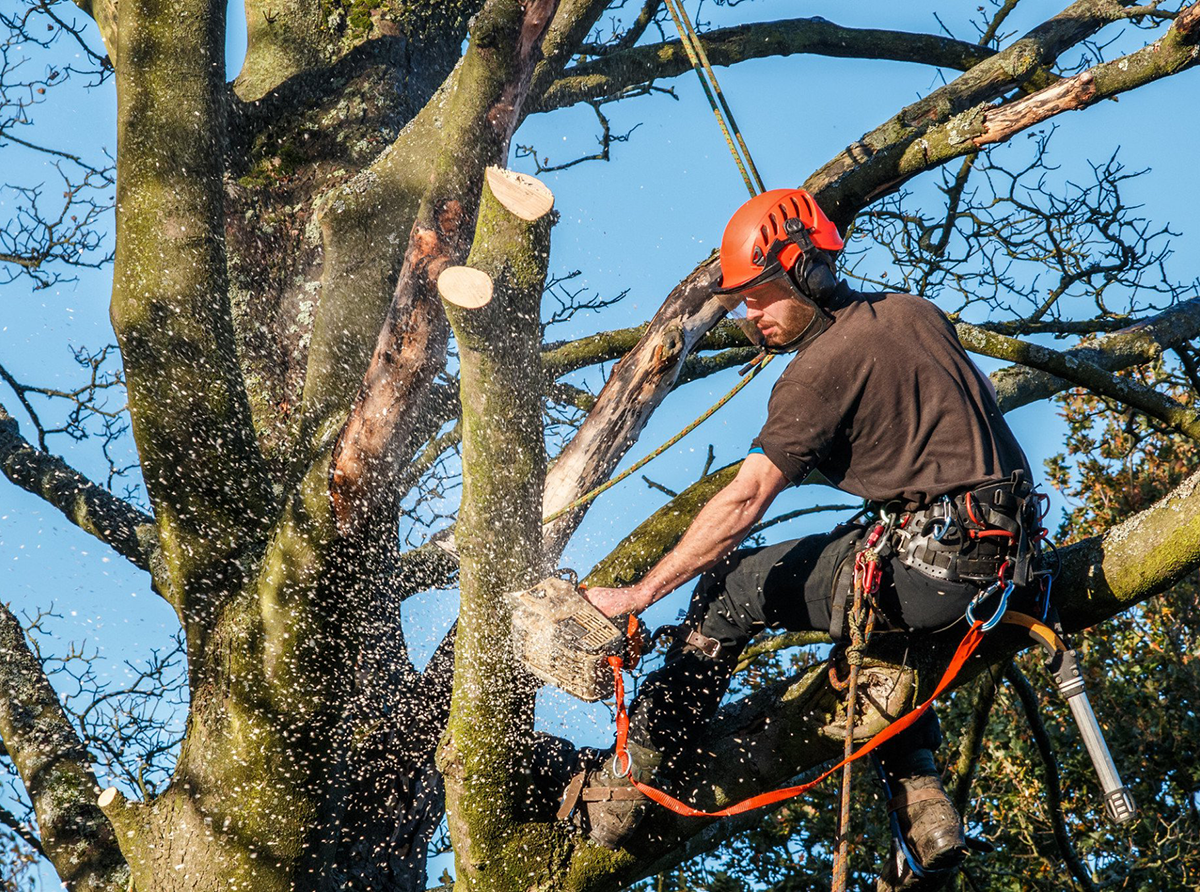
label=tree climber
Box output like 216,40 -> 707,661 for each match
573,188 -> 1037,888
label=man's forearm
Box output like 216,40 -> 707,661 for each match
633,487 -> 765,608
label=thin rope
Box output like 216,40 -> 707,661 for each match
670,0 -> 765,194
662,0 -> 759,197
542,353 -> 773,525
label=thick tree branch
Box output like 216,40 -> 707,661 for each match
958,323 -> 1200,440
978,297 -> 1200,412
541,320 -> 746,379
301,0 -> 606,460
0,404 -> 157,575
110,0 -> 273,604
976,3 -> 1200,146
541,260 -> 726,562
584,461 -> 737,588
803,0 -> 1156,229
438,166 -> 553,891
0,603 -> 128,891
826,2 -> 1200,227
538,17 -> 998,113
330,0 -> 560,536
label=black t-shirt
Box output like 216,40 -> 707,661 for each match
750,286 -> 1030,510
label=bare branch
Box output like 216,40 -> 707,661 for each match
537,16 -> 998,113
0,402 -> 157,574
804,0 -> 1167,228
0,801 -> 45,860
960,323 -> 1200,441
0,602 -> 128,889
981,297 -> 1200,412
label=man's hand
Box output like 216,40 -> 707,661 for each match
583,585 -> 651,618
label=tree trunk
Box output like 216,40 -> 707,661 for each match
437,168 -> 556,891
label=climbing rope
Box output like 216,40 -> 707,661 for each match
541,1 -> 773,527
541,352 -> 773,524
662,0 -> 764,197
829,529 -> 884,891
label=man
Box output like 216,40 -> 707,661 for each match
575,188 -> 1035,888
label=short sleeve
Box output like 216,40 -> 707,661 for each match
749,379 -> 843,484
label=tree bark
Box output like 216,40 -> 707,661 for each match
542,258 -> 725,562
437,168 -> 555,891
110,0 -> 273,610
330,0 -> 559,537
536,16 -> 1000,113
0,404 -> 158,575
0,604 -> 128,891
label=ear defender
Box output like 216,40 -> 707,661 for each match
798,252 -> 839,303
783,217 -> 839,304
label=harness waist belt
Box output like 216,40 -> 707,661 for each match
892,472 -> 1041,585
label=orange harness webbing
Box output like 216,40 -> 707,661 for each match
608,620 -> 986,819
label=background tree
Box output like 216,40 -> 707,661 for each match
3,0 -> 1200,890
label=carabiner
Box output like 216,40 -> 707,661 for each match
931,495 -> 953,542
611,750 -> 633,779
966,580 -> 1015,632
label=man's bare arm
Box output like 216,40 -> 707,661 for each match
585,453 -> 790,617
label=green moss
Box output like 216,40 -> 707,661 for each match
586,463 -> 740,588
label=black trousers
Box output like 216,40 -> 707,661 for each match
628,523 -> 984,774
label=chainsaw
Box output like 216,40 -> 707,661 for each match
509,572 -> 645,702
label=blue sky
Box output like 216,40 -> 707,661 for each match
2,0 -> 1199,886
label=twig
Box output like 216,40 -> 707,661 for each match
641,475 -> 678,497
0,802 -> 46,860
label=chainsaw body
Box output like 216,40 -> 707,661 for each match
510,576 -> 635,702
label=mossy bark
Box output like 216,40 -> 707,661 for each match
0,605 -> 128,892
438,172 -> 555,890
111,0 -> 273,611
10,3 -> 1200,890
329,0 -> 560,534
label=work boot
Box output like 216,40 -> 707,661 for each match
876,773 -> 967,890
558,740 -> 661,849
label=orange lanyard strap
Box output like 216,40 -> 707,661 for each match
608,621 -> 986,819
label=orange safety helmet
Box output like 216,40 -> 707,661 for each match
718,188 -> 844,291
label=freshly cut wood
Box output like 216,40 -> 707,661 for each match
97,787 -> 118,808
484,166 -> 554,221
438,266 -> 494,309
